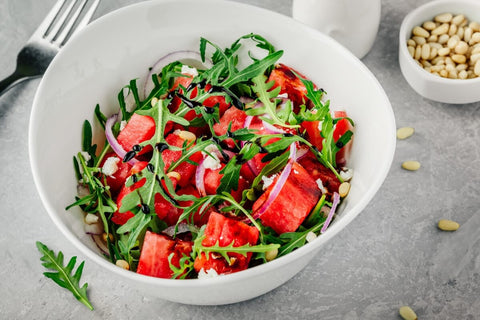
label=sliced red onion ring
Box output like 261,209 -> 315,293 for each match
321,192 -> 340,233
143,50 -> 213,99
105,114 -> 138,166
162,223 -> 192,238
252,143 -> 297,220
91,234 -> 109,256
195,158 -> 207,197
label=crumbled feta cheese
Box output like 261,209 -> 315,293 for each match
262,174 -> 278,190
340,167 -> 353,181
120,120 -> 127,131
84,213 -> 99,225
197,268 -> 219,279
102,156 -> 120,176
79,151 -> 91,162
202,144 -> 221,170
316,178 -> 327,194
277,93 -> 289,99
317,120 -> 324,131
306,231 -> 317,243
181,65 -> 198,77
293,169 -> 299,175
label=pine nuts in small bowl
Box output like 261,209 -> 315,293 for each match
399,0 -> 480,104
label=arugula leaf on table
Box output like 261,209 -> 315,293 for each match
36,241 -> 94,310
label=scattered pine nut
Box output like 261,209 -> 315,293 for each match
407,13 -> 480,79
265,248 -> 278,261
399,306 -> 418,320
166,171 -> 182,182
338,182 -> 351,197
116,259 -> 130,270
438,219 -> 460,231
401,161 -> 421,171
396,127 -> 415,140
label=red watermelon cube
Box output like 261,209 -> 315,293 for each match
137,231 -> 193,279
252,162 -> 321,234
193,212 -> 259,275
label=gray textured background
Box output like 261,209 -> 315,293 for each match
1,0 -> 479,319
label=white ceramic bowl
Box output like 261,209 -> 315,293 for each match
399,0 -> 480,104
29,0 -> 396,305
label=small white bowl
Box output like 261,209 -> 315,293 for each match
29,0 -> 396,305
399,0 -> 480,104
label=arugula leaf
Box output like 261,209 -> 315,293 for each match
36,241 -> 93,310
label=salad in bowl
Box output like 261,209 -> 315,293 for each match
67,34 -> 355,280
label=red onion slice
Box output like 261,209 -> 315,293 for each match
252,143 -> 297,220
105,114 -> 138,166
143,50 -> 213,99
195,158 -> 207,197
91,234 -> 109,256
321,192 -> 340,233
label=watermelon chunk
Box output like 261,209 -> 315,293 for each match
252,162 -> 321,234
111,161 -> 148,225
203,164 -> 249,202
193,212 -> 259,275
162,131 -> 202,187
298,151 -> 341,200
99,152 -> 132,198
137,231 -> 193,279
213,106 -> 247,148
116,113 -> 156,156
267,63 -> 310,110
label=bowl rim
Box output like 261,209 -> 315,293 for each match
29,0 -> 396,289
399,0 -> 480,84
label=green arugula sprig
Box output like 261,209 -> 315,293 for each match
36,241 -> 93,310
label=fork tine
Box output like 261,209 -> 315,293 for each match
44,0 -> 77,42
54,0 -> 87,46
68,0 -> 100,39
29,0 -> 66,40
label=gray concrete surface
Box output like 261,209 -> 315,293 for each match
1,0 -> 479,319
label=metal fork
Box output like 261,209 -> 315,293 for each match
0,0 -> 100,95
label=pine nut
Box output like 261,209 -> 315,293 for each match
399,306 -> 418,320
408,46 -> 415,58
421,43 -> 430,60
166,171 -> 181,182
413,26 -> 429,38
338,182 -> 350,197
464,27 -> 473,42
176,130 -> 196,143
414,45 -> 422,60
402,161 -> 421,171
423,20 -> 436,30
452,14 -> 465,26
447,35 -> 460,48
459,69 -> 468,79
448,23 -> 457,36
438,219 -> 460,231
470,21 -> 480,32
455,41 -> 469,54
452,54 -> 466,64
412,36 -> 426,45
437,47 -> 450,56
438,34 -> 449,44
432,23 -> 449,35
475,60 -> 480,76
407,39 -> 416,47
116,259 -> 130,270
427,34 -> 438,43
470,32 -> 480,44
265,248 -> 278,261
396,127 -> 415,140
435,13 -> 453,23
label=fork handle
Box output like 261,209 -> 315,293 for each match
0,70 -> 27,96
